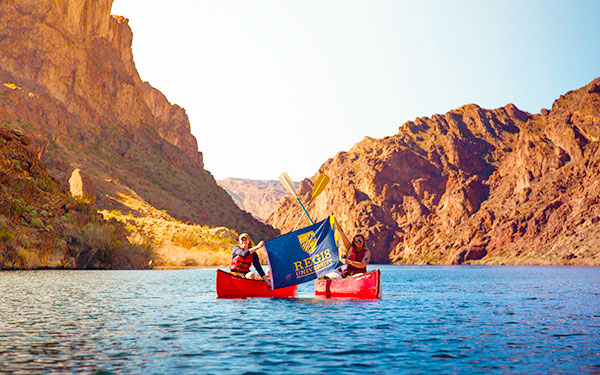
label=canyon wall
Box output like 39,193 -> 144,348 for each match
269,79 -> 600,265
0,0 -> 276,240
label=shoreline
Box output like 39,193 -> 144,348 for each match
1,263 -> 600,272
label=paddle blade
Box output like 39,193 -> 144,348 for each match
279,172 -> 298,198
307,173 -> 330,205
332,214 -> 352,251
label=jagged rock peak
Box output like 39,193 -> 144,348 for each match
270,78 -> 600,266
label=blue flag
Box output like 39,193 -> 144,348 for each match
264,215 -> 343,289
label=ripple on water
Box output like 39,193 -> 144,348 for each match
0,267 -> 599,374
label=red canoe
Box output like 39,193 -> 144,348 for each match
314,269 -> 382,299
215,269 -> 298,298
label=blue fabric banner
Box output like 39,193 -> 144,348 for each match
264,215 -> 343,289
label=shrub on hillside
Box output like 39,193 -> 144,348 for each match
65,220 -> 152,269
0,215 -> 15,246
171,227 -> 201,249
15,247 -> 41,269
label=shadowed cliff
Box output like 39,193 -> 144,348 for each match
0,0 -> 276,242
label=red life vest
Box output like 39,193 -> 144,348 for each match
230,251 -> 253,274
345,246 -> 367,276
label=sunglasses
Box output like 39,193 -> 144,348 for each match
354,238 -> 364,243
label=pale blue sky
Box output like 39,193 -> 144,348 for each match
112,0 -> 600,181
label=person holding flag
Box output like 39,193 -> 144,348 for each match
341,234 -> 370,277
327,216 -> 370,278
230,233 -> 270,286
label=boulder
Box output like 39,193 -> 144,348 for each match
451,246 -> 488,265
208,226 -> 237,240
68,168 -> 96,203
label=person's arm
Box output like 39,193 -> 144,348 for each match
249,240 -> 264,254
233,241 -> 264,257
332,215 -> 351,257
347,249 -> 369,269
252,253 -> 266,277
232,245 -> 250,258
252,253 -> 271,288
362,249 -> 370,266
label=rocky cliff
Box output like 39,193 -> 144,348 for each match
218,178 -> 298,222
0,0 -> 275,240
269,79 -> 600,265
0,127 -> 150,269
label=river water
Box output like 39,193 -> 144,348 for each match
0,266 -> 599,374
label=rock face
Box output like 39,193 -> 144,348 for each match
68,168 -> 96,203
0,0 -> 275,239
218,178 -> 298,222
0,127 -> 149,269
269,79 -> 600,265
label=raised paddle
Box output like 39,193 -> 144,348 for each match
279,172 -> 314,225
332,214 -> 352,252
292,173 -> 330,231
307,173 -> 330,206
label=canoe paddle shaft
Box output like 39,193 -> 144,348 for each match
291,173 -> 330,230
295,197 -> 314,225
279,172 -> 315,226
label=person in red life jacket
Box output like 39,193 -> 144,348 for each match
341,234 -> 370,277
230,233 -> 270,286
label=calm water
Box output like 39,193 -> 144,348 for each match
1,266 -> 599,374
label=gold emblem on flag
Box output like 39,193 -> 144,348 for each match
297,231 -> 317,254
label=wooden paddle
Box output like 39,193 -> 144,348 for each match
291,173 -> 330,231
279,172 -> 314,225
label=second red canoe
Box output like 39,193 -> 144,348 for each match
314,269 -> 382,299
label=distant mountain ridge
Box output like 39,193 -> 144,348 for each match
218,178 -> 298,222
269,78 -> 600,265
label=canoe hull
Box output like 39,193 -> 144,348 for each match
216,269 -> 297,298
314,269 -> 381,299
